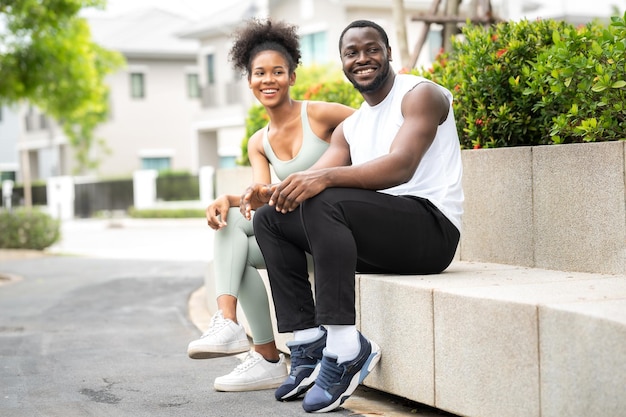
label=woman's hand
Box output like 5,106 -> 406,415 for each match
240,183 -> 275,220
205,195 -> 231,230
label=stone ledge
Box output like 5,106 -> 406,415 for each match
359,262 -> 626,417
204,261 -> 626,417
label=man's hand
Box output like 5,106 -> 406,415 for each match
206,195 -> 231,230
240,183 -> 275,220
269,170 -> 328,213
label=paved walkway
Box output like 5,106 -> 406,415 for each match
0,218 -> 455,417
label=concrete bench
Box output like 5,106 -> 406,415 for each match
203,260 -> 626,417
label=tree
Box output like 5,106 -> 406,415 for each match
0,0 -> 124,204
391,0 -> 411,68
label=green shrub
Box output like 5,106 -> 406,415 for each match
127,207 -> 205,219
237,64 -> 363,166
155,170 -> 200,201
0,208 -> 61,250
415,12 -> 626,149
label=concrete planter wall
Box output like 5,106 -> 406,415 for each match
216,140 -> 626,275
461,141 -> 626,275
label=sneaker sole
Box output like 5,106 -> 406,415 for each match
188,342 -> 250,359
309,340 -> 382,413
278,362 -> 322,401
214,376 -> 287,392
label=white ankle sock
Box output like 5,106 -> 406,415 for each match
326,325 -> 360,363
293,327 -> 322,343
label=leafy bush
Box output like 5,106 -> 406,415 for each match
415,12 -> 626,149
0,208 -> 61,250
237,64 -> 363,165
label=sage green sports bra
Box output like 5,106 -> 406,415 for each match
262,101 -> 329,181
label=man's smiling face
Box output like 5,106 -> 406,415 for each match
340,26 -> 392,94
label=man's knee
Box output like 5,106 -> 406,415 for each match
301,188 -> 344,212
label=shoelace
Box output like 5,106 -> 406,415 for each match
233,353 -> 261,373
315,356 -> 343,390
201,312 -> 228,337
289,345 -> 317,371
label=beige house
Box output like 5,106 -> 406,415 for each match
87,8 -> 202,177
6,8 -> 202,181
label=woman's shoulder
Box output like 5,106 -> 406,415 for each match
247,127 -> 267,153
306,100 -> 355,121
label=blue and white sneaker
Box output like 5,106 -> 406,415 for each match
275,327 -> 327,401
302,332 -> 381,413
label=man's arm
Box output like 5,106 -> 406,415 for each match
270,82 -> 450,212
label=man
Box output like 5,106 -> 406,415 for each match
242,19 -> 463,413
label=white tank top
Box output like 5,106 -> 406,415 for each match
342,74 -> 464,231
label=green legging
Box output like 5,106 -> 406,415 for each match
214,207 -> 274,345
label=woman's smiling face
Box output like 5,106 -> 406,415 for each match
248,50 -> 295,106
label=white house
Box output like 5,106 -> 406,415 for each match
1,7 -> 202,182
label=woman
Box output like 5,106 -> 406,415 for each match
186,18 -> 354,392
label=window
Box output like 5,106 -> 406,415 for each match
141,157 -> 171,171
301,31 -> 328,65
206,54 -> 215,85
1,171 -> 16,181
187,73 -> 200,98
130,73 -> 145,99
24,106 -> 34,131
39,114 -> 48,130
219,156 -> 237,168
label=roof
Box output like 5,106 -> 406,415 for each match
88,7 -> 199,59
177,0 -> 259,40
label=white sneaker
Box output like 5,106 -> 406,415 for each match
187,310 -> 250,359
214,351 -> 288,392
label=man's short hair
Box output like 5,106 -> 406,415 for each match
338,20 -> 390,52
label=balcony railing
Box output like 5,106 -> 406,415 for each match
225,81 -> 244,105
201,81 -> 245,108
201,84 -> 218,108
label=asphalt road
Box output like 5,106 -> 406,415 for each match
0,218 -> 454,417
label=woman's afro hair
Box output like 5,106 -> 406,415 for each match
229,18 -> 301,75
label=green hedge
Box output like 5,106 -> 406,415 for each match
155,170 -> 200,201
414,12 -> 626,149
127,207 -> 205,219
0,208 -> 61,250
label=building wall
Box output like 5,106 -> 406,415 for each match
192,26 -> 253,169
0,105 -> 20,180
95,56 -> 201,176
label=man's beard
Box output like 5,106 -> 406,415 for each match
347,61 -> 391,93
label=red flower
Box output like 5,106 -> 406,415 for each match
473,143 -> 482,149
491,34 -> 498,42
496,48 -> 507,58
475,118 -> 484,126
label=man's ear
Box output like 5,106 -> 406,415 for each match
388,46 -> 393,62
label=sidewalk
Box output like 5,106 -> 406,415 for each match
47,217 -> 213,261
